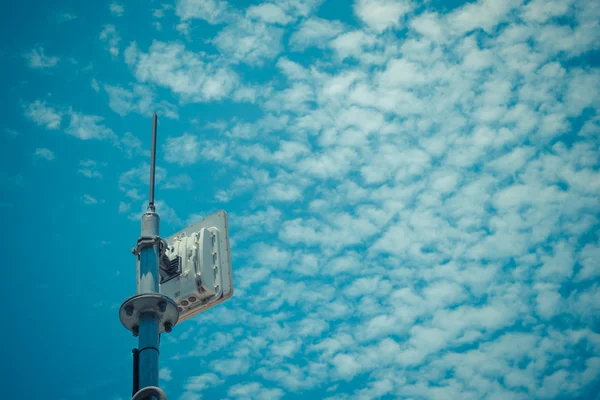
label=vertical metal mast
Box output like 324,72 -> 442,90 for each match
120,113 -> 179,400
148,113 -> 157,213
137,112 -> 161,390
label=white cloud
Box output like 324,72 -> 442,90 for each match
56,12 -> 77,23
163,133 -> 200,166
121,132 -> 150,159
66,111 -> 118,142
228,382 -> 284,400
448,0 -> 523,34
118,162 -> 167,191
33,148 -> 55,162
125,189 -> 144,201
162,173 -> 193,190
211,357 -> 250,377
153,4 -> 172,19
105,84 -> 178,119
331,353 -> 362,380
45,1 -> 600,399
25,47 -> 59,68
159,367 -> 172,382
91,78 -> 100,92
289,17 -> 345,50
576,241 -> 600,281
100,25 -> 120,56
521,0 -> 573,23
110,2 -> 124,16
246,3 -> 293,25
263,183 -> 302,202
126,41 -> 239,102
353,0 -> 413,32
184,373 -> 223,392
81,194 -> 99,205
329,30 -> 377,61
176,0 -> 230,23
24,100 -> 62,129
118,201 -> 130,213
565,69 -> 600,117
78,159 -> 102,178
213,18 -> 284,66
535,284 -> 563,319
410,12 -> 446,42
536,240 -> 575,282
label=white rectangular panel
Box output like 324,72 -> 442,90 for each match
159,210 -> 233,323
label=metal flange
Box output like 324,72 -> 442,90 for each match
119,293 -> 179,336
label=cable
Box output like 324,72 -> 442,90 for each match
131,386 -> 168,400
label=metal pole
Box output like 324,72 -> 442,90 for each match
148,113 -> 157,212
137,112 -> 161,395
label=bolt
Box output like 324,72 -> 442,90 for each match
158,301 -> 167,312
164,322 -> 173,333
132,325 -> 139,337
125,305 -> 134,316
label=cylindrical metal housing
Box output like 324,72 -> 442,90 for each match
137,313 -> 160,390
141,212 -> 160,237
137,212 -> 160,293
137,245 -> 159,293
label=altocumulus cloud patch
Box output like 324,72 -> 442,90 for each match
6,0 -> 600,399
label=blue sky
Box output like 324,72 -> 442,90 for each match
1,0 -> 600,399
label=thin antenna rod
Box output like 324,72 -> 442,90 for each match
148,112 -> 158,211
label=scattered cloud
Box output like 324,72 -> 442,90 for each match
159,367 -> 172,382
33,148 -> 55,162
162,173 -> 193,190
81,194 -> 99,205
175,0 -> 230,24
24,101 -> 119,144
289,17 -> 345,50
66,111 -> 118,143
118,162 -> 167,191
100,25 -> 120,56
56,12 -> 77,23
152,4 -> 173,30
353,0 -> 413,32
163,133 -> 200,166
184,373 -> 224,392
125,41 -> 239,102
78,159 -> 102,178
110,2 -> 125,17
153,4 -> 173,19
24,47 -> 59,68
213,18 -> 284,66
246,3 -> 294,25
24,100 -> 62,130
121,132 -> 150,159
91,78 -> 100,92
118,201 -> 130,213
13,1 -> 600,400
228,382 -> 284,400
146,0 -> 600,398
105,83 -> 178,119
125,188 -> 144,201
